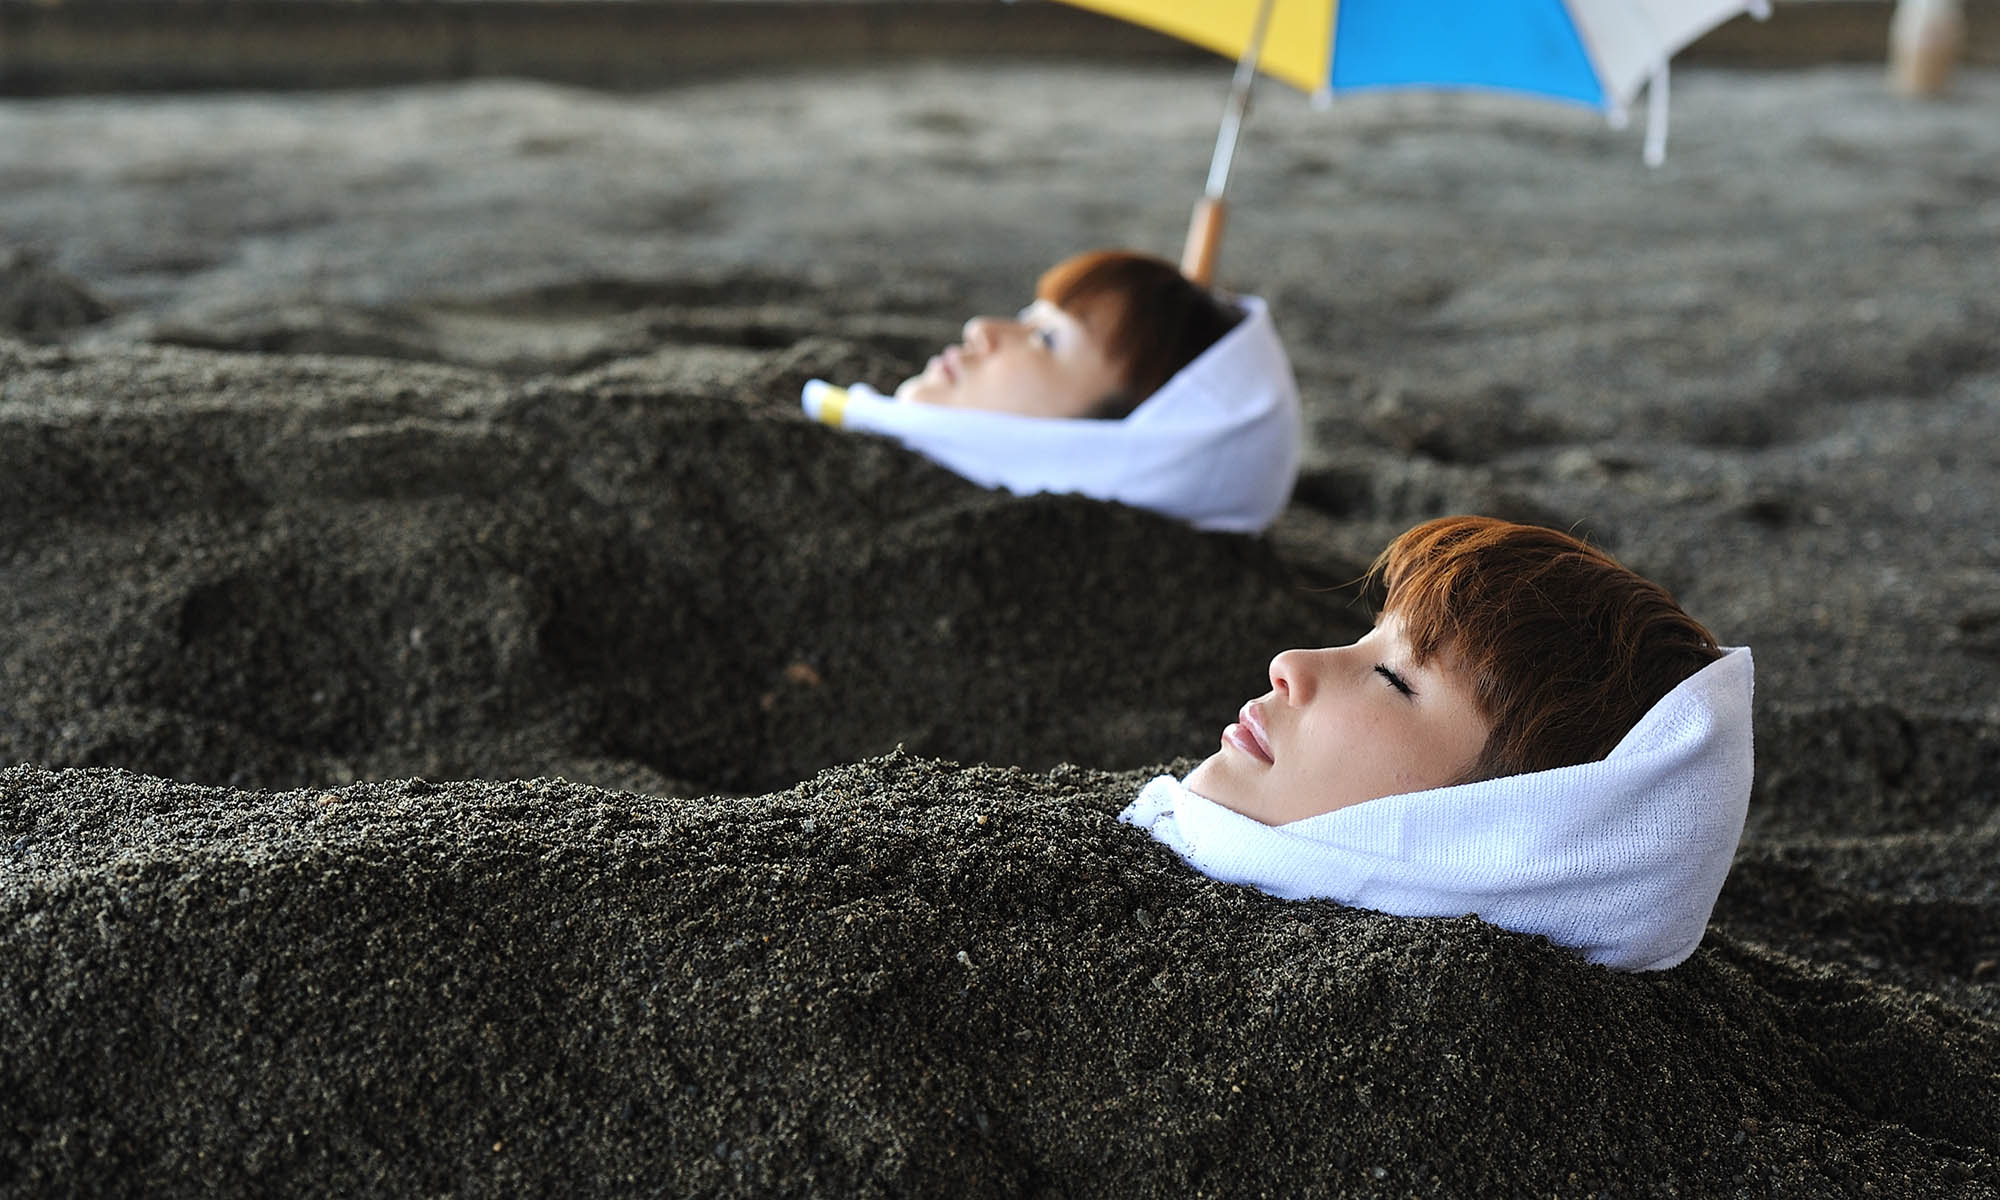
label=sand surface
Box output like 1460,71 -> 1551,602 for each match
1,61 -> 1997,1195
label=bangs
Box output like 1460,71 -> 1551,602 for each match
1033,252 -> 1108,310
1369,518 -> 1503,667
1035,252 -> 1137,346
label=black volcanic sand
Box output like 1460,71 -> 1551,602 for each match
2,63 -> 1999,1195
4,760 -> 1997,1198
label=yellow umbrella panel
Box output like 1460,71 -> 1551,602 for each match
1067,0 -> 1335,95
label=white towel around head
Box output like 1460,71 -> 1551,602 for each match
1119,647 -> 1755,971
801,296 -> 1301,533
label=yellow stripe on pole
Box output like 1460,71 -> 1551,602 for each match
803,381 -> 853,426
1061,0 -> 1334,94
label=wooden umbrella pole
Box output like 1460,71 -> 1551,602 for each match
1180,196 -> 1227,288
1180,0 -> 1279,285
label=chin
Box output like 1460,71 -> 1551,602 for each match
1183,752 -> 1229,799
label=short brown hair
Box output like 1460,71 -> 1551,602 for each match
1035,249 -> 1241,419
1368,516 -> 1723,781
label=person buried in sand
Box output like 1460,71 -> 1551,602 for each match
802,249 -> 1301,534
1122,515 -> 1756,972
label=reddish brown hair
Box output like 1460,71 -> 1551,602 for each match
1035,249 -> 1241,419
1368,516 -> 1723,781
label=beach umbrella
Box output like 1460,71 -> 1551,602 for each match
1052,0 -> 1773,282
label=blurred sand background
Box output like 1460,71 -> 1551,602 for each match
1,4 -> 1998,1195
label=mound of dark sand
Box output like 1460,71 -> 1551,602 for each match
5,759 -> 1996,1198
0,333 -> 1362,797
0,252 -> 108,338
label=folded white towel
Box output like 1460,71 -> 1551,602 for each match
1120,647 -> 1754,971
801,296 -> 1301,533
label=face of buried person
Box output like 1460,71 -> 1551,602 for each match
1184,610 -> 1494,826
894,299 -> 1130,419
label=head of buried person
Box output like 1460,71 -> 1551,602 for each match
1123,515 -> 1756,972
800,248 -> 1302,534
891,249 -> 1240,420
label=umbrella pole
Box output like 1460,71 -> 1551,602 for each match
1180,0 -> 1278,286
1180,197 -> 1227,287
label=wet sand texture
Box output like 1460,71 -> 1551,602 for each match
1,62 -> 1998,1195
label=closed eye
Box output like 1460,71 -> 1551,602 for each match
1375,664 -> 1414,697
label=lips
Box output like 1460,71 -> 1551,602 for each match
939,346 -> 963,382
1222,701 -> 1274,765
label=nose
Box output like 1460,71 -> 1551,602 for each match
1268,647 -> 1325,706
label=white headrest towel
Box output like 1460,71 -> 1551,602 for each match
801,296 -> 1301,533
1120,647 -> 1755,971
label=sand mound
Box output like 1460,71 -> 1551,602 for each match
0,334 -> 1357,798
0,252 -> 109,338
5,759 -> 1996,1197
